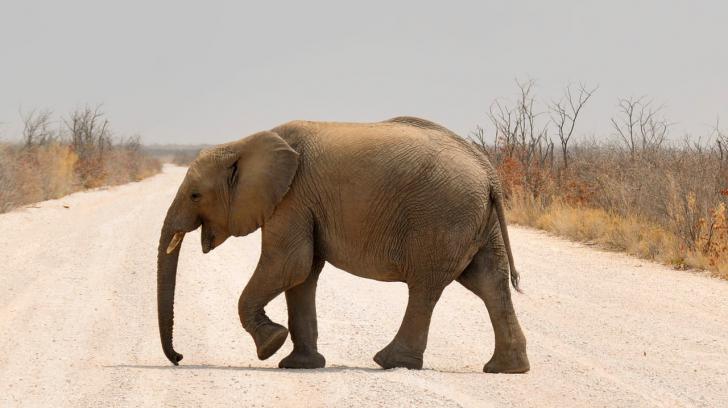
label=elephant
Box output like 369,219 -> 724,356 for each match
157,116 -> 529,373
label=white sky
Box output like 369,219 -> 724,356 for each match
1,0 -> 726,145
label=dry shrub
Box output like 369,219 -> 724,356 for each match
30,144 -> 78,199
0,107 -> 161,213
0,144 -> 77,210
695,202 -> 728,278
0,146 -> 22,212
501,147 -> 728,279
476,81 -> 728,279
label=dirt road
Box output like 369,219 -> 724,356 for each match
1,165 -> 727,407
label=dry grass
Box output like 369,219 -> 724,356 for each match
507,191 -> 728,279
494,146 -> 728,280
0,107 -> 161,213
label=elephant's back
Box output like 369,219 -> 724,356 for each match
315,119 -> 491,190
277,118 -> 492,206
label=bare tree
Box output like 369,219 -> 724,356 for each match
487,79 -> 554,195
64,105 -> 112,160
611,96 -> 642,159
638,101 -> 670,154
611,96 -> 670,159
711,118 -> 728,199
470,125 -> 489,154
549,83 -> 597,168
63,105 -> 114,186
489,79 -> 553,165
712,117 -> 727,164
488,97 -> 519,158
21,109 -> 55,148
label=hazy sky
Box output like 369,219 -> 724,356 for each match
1,1 -> 726,145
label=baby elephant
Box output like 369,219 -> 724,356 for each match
157,117 -> 529,373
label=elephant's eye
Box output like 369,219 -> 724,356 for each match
191,192 -> 201,202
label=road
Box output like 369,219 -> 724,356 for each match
1,165 -> 727,407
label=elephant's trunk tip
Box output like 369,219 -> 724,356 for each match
166,350 -> 184,366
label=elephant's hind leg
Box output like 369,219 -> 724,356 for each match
457,244 -> 529,373
373,285 -> 444,370
279,258 -> 326,369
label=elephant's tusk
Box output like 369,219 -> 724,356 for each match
166,232 -> 185,254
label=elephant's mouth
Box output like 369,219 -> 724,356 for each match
164,229 -> 216,254
200,222 -> 230,254
200,221 -> 215,254
202,234 -> 215,254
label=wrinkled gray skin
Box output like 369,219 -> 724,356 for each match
158,117 -> 529,373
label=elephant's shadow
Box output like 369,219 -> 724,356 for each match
106,364 -> 381,373
105,364 -> 475,374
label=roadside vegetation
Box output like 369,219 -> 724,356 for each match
0,106 -> 161,213
473,80 -> 728,279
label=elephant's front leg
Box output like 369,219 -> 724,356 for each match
279,258 -> 325,369
238,229 -> 314,361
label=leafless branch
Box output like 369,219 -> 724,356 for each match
549,83 -> 597,168
21,108 -> 55,148
487,79 -> 554,195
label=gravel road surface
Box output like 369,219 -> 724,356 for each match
1,165 -> 726,407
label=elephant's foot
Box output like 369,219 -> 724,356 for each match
373,341 -> 423,370
279,348 -> 326,369
253,323 -> 289,360
484,345 -> 530,374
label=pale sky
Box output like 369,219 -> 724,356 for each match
1,1 -> 726,145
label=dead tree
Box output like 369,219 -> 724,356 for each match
21,109 -> 55,148
63,105 -> 113,186
549,84 -> 597,168
611,97 -> 642,160
64,105 -> 112,161
488,79 -> 554,196
611,96 -> 670,160
712,118 -> 728,196
638,101 -> 670,155
712,118 -> 727,164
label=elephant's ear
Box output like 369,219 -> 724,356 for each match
229,131 -> 299,236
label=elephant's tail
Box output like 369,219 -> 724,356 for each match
490,187 -> 523,293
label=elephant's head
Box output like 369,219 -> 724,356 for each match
157,131 -> 299,365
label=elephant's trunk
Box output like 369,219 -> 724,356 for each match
157,212 -> 185,365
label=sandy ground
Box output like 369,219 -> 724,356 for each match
1,164 -> 727,407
